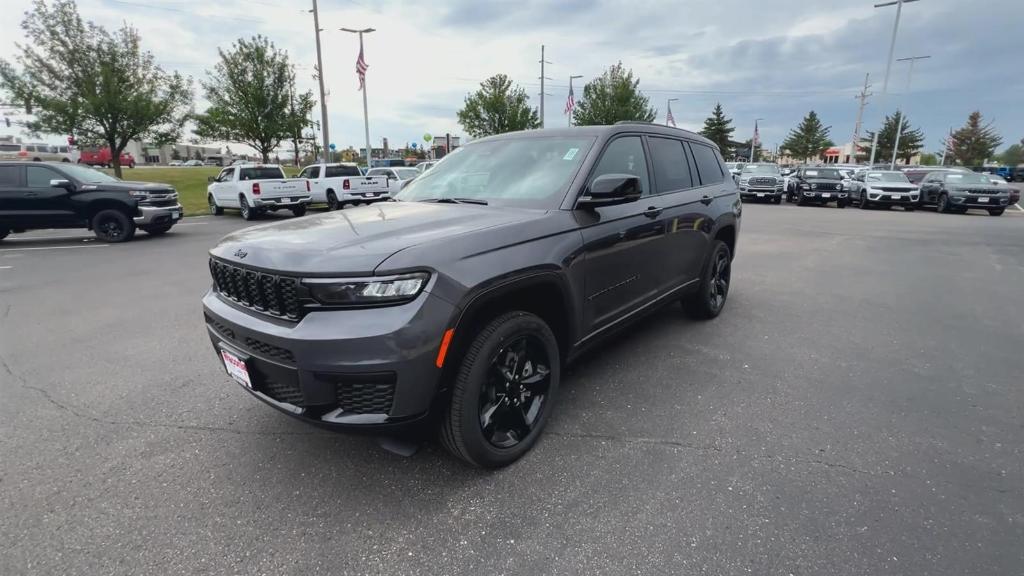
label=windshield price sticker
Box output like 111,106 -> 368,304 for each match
563,148 -> 579,161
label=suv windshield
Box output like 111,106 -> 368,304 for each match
240,167 -> 286,180
945,172 -> 993,185
61,163 -> 120,183
741,164 -> 780,174
803,168 -> 840,179
865,172 -> 910,183
395,137 -> 595,209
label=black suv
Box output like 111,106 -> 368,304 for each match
203,124 -> 740,467
785,167 -> 848,207
0,161 -> 182,242
918,170 -> 1012,215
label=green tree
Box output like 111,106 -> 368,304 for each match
859,112 -> 925,165
781,111 -> 832,161
456,74 -> 539,138
572,62 -> 656,126
699,103 -> 735,152
918,152 -> 938,166
194,149 -> 203,161
996,141 -> 1023,166
194,35 -> 313,162
947,111 -> 1002,166
0,0 -> 193,177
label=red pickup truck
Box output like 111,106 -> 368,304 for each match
78,148 -> 136,169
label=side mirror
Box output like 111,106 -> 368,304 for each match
50,178 -> 73,190
577,174 -> 642,208
207,176 -> 216,183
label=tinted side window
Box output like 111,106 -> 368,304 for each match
690,143 -> 724,185
26,165 -> 61,187
216,169 -> 232,182
589,136 -> 650,196
648,137 -> 693,194
0,165 -> 20,186
298,167 -> 314,179
325,165 -> 360,178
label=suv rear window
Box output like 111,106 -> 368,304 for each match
239,167 -> 286,181
325,165 -> 361,178
648,137 -> 693,193
690,143 -> 724,185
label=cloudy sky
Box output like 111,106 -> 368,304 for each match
1,0 -> 1021,156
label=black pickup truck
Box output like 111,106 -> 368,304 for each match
785,167 -> 849,208
0,162 -> 182,242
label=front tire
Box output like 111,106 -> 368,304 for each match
859,192 -> 870,209
208,195 -> 224,215
837,199 -> 848,209
937,193 -> 951,213
291,205 -> 307,217
682,239 -> 732,320
239,196 -> 256,221
92,209 -> 135,243
772,195 -> 782,205
988,208 -> 1005,216
440,311 -> 560,468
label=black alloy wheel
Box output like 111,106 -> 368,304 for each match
683,239 -> 731,320
478,335 -> 552,449
327,191 -> 340,211
91,209 -> 135,243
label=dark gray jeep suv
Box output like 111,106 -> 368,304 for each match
202,124 -> 741,467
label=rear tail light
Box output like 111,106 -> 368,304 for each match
252,182 -> 261,195
306,180 -> 311,192
17,151 -> 27,157
343,180 -> 350,190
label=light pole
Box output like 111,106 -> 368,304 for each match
309,0 -> 330,164
666,98 -> 678,127
889,55 -> 930,169
341,27 -> 375,166
568,75 -> 582,126
750,118 -> 763,163
868,0 -> 920,167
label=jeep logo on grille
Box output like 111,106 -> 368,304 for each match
233,249 -> 248,259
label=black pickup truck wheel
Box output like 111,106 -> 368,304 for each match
440,311 -> 560,468
92,209 -> 136,243
683,239 -> 732,320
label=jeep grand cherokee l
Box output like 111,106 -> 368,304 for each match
202,124 -> 741,468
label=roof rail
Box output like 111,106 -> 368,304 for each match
614,120 -> 656,125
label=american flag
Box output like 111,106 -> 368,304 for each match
564,85 -> 575,115
356,45 -> 368,90
666,102 -> 676,127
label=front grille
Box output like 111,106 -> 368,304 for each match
878,187 -> 912,193
209,259 -> 303,320
243,337 -> 296,364
335,374 -> 396,415
748,177 -> 777,186
966,189 -> 997,194
811,183 -> 840,191
145,199 -> 179,207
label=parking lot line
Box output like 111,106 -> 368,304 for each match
0,244 -> 110,252
0,265 -> 11,269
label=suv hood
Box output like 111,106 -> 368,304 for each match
83,181 -> 175,193
949,184 -> 1005,194
210,201 -> 542,275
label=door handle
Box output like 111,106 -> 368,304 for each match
25,192 -> 38,197
642,206 -> 663,218
700,194 -> 714,205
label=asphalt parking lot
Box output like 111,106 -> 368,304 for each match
2,203 -> 1022,575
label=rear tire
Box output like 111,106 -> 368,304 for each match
239,196 -> 256,221
141,224 -> 173,235
326,191 -> 340,211
91,209 -> 135,243
208,195 -> 224,215
988,208 -> 1005,216
682,239 -> 732,320
291,205 -> 307,217
440,311 -> 560,468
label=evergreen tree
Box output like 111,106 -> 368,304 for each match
859,112 -> 925,165
781,111 -> 832,161
947,111 -> 1002,166
699,103 -> 734,152
572,62 -> 656,126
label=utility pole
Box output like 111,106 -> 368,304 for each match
889,55 -> 930,169
310,0 -> 330,164
341,27 -> 376,167
868,0 -> 920,167
538,45 -> 552,128
852,73 -> 872,162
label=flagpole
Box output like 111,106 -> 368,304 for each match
666,98 -> 678,127
568,75 -> 582,127
342,27 -> 376,167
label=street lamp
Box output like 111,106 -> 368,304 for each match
889,55 -> 930,169
750,118 -> 763,163
868,0 -> 921,167
340,27 -> 376,166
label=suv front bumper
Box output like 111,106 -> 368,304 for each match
864,191 -> 919,204
202,288 -> 457,431
740,186 -> 784,200
948,194 -> 1010,209
800,191 -> 848,202
134,203 -> 183,226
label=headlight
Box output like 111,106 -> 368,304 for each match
800,183 -> 810,190
129,190 -> 149,198
303,272 -> 429,306
739,179 -> 749,185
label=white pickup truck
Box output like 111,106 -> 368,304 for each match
297,162 -> 390,211
207,164 -> 312,220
